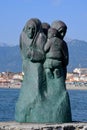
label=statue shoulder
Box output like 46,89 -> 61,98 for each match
39,32 -> 46,42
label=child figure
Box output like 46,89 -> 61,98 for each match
44,27 -> 66,79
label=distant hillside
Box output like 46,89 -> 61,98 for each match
0,39 -> 87,72
67,39 -> 87,72
0,45 -> 22,72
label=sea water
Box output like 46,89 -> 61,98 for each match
0,88 -> 87,122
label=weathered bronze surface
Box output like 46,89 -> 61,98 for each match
15,18 -> 72,123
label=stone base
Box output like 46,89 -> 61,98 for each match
0,122 -> 87,130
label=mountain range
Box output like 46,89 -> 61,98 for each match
0,39 -> 87,72
67,39 -> 87,72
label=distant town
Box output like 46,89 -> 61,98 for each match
0,68 -> 87,89
66,68 -> 87,89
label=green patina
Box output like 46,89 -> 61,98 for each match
15,18 -> 72,123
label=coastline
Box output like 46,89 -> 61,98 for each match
0,83 -> 21,89
66,85 -> 87,90
0,83 -> 87,90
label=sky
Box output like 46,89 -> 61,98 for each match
0,0 -> 87,46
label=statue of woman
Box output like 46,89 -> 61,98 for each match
15,18 -> 47,122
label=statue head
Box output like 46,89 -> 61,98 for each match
42,22 -> 50,36
23,18 -> 42,39
48,28 -> 61,39
47,28 -> 58,39
51,20 -> 67,39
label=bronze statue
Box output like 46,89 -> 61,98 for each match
15,18 -> 72,123
43,27 -> 72,122
15,18 -> 47,122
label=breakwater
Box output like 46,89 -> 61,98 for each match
0,122 -> 87,130
0,83 -> 87,90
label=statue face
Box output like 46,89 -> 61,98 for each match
26,24 -> 35,39
58,27 -> 66,39
48,28 -> 57,39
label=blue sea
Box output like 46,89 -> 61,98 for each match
0,88 -> 87,122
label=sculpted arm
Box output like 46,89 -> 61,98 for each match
44,40 -> 51,53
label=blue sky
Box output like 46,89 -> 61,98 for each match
0,0 -> 87,45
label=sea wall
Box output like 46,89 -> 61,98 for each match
0,122 -> 87,130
